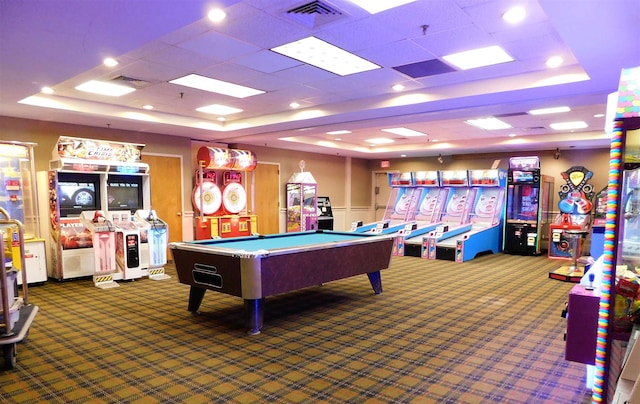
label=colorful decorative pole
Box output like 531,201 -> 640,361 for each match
591,120 -> 624,403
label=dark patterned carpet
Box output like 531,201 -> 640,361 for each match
0,253 -> 593,403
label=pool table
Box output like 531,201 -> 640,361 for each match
170,230 -> 395,334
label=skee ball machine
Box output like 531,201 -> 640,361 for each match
194,147 -> 257,239
503,156 -> 554,255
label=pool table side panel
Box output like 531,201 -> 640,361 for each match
171,249 -> 244,297
260,238 -> 394,296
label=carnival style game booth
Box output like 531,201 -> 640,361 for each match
39,136 -> 168,288
193,147 -> 257,240
503,156 -> 555,256
548,166 -> 595,282
422,169 -> 507,262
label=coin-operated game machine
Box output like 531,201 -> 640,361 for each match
286,161 -> 318,232
316,197 -> 334,230
503,156 -> 554,256
193,147 -> 257,239
40,136 -> 150,282
548,166 -> 595,282
0,141 -> 47,285
353,172 -> 420,236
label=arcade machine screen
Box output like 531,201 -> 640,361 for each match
58,172 -> 101,217
107,175 -> 143,210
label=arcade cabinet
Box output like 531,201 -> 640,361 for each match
351,172 -> 419,235
193,147 -> 257,239
422,170 -> 475,260
40,136 -> 164,285
548,166 -> 595,281
403,170 -> 449,257
503,156 -> 554,255
423,169 -> 507,262
316,197 -> 334,230
286,161 -> 318,232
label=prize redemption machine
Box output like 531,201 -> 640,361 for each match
286,161 -> 318,232
0,141 -> 47,285
40,136 -> 167,287
351,172 -> 420,235
423,169 -> 507,262
548,166 -> 595,282
193,147 -> 257,239
503,156 -> 554,256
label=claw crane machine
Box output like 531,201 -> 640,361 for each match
286,160 -> 318,232
0,141 -> 46,285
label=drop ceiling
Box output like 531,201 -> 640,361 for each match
1,0 -> 639,159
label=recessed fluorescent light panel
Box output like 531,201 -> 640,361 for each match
528,106 -> 571,115
170,74 -> 264,98
366,138 -> 394,145
550,121 -> 588,130
196,104 -> 243,115
442,46 -> 514,70
382,127 -> 427,137
465,117 -> 512,130
326,130 -> 352,135
271,36 -> 381,76
348,0 -> 417,14
75,80 -> 135,96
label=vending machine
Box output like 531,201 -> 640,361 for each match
503,156 -> 554,255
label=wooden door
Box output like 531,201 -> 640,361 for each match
247,163 -> 280,234
141,154 -> 183,259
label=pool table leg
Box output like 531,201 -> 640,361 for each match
188,286 -> 206,312
367,271 -> 383,294
244,298 -> 265,335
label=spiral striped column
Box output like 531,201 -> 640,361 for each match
591,119 -> 624,403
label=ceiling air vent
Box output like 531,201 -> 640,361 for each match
285,1 -> 346,28
110,75 -> 154,89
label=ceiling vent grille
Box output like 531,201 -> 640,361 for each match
110,75 -> 154,89
285,1 -> 346,28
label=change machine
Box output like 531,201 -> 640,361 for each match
503,156 -> 554,255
